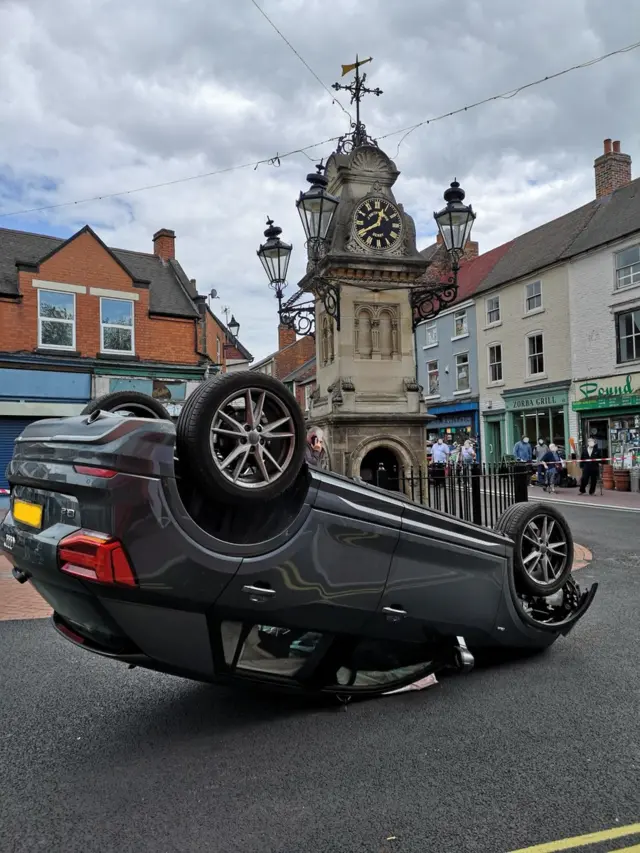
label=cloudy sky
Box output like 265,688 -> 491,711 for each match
2,0 -> 640,361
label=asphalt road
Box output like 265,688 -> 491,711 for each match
1,505 -> 638,853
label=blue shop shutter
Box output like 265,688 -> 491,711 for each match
0,418 -> 40,490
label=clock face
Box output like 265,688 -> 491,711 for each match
353,197 -> 402,251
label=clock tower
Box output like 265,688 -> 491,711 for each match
302,58 -> 431,481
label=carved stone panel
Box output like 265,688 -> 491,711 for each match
354,303 -> 400,360
320,313 -> 335,367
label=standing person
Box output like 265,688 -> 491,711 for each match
430,437 -> 450,487
461,439 -> 476,467
513,435 -> 533,463
540,443 -> 563,494
535,437 -> 549,486
579,438 -> 602,495
304,428 -> 329,470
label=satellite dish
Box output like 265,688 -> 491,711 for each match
209,288 -> 218,299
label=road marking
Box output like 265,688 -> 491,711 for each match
508,822 -> 640,852
610,845 -> 640,852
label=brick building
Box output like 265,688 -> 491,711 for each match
251,325 -> 315,379
0,223 -> 250,489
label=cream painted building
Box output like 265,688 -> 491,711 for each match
473,139 -> 640,463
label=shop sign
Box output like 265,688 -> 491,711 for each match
428,415 -> 473,428
573,373 -> 640,411
505,391 -> 568,411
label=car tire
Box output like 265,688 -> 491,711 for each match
176,371 -> 306,505
81,391 -> 173,420
496,502 -> 573,596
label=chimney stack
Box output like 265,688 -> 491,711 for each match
278,323 -> 296,350
153,228 -> 176,261
594,138 -> 632,198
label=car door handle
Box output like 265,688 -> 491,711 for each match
382,606 -> 407,621
242,584 -> 276,600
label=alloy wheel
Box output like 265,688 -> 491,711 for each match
209,387 -> 296,490
520,514 -> 569,587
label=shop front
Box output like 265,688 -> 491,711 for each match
425,401 -> 480,454
572,372 -> 640,465
502,382 -> 570,457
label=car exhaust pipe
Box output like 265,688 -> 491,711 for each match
454,636 -> 475,673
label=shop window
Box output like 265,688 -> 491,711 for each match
527,333 -> 544,376
488,344 -> 503,383
426,359 -> 439,396
615,245 -> 640,290
486,296 -> 500,325
425,320 -> 438,347
453,310 -> 468,338
455,352 -> 470,392
616,308 -> 640,363
38,290 -> 76,350
101,297 -> 134,354
525,280 -> 542,313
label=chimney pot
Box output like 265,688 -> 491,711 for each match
278,323 -> 297,351
153,228 -> 176,261
613,140 -> 621,153
604,138 -> 612,154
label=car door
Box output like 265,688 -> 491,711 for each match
364,503 -> 510,645
214,470 -> 403,641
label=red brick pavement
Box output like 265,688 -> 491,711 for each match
0,555 -> 53,621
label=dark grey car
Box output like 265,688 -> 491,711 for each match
0,372 -> 597,698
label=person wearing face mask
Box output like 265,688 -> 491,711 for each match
535,437 -> 549,485
513,435 -> 533,463
579,437 -> 602,495
431,437 -> 451,465
540,442 -> 563,493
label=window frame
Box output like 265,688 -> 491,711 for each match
614,244 -> 640,291
424,319 -> 438,348
526,331 -> 545,377
524,280 -> 543,314
615,307 -> 640,364
426,358 -> 440,397
486,295 -> 501,326
452,309 -> 469,340
454,351 -> 470,392
100,296 -> 135,355
488,343 -> 503,385
37,288 -> 76,351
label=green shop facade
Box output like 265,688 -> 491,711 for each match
483,381 -> 571,463
572,372 -> 640,463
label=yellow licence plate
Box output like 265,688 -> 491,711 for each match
13,499 -> 43,529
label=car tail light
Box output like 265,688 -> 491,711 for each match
58,531 -> 137,587
73,465 -> 117,479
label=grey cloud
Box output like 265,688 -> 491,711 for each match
1,0 -> 640,360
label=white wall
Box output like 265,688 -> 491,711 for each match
568,233 -> 640,380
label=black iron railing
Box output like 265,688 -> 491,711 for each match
371,462 -> 530,528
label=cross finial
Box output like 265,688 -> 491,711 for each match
332,56 -> 383,150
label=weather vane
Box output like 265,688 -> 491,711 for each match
332,55 -> 383,152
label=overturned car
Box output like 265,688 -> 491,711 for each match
0,372 -> 597,698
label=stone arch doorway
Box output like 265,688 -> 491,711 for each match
360,445 -> 401,490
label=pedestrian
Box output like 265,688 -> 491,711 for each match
461,439 -> 476,467
540,442 -> 563,494
305,428 -> 325,468
535,437 -> 549,486
579,438 -> 602,495
513,435 -> 533,463
430,437 -> 450,487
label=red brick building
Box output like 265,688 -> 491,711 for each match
250,324 -> 316,415
0,223 -> 250,488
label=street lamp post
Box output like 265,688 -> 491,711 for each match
257,164 -> 340,338
410,179 -> 476,328
258,169 -> 475,336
